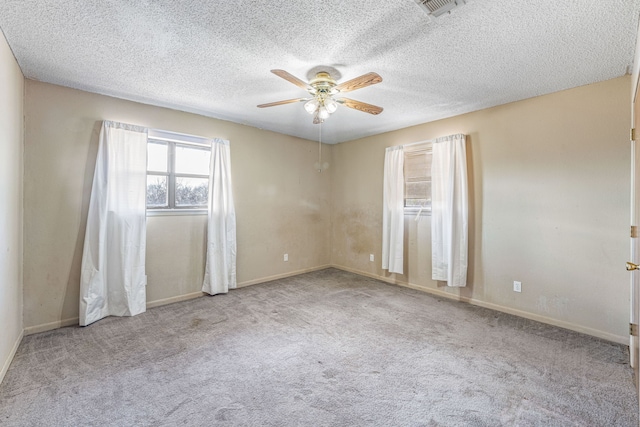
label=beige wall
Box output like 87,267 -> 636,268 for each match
331,76 -> 631,343
23,80 -> 331,331
20,75 -> 633,344
0,31 -> 24,382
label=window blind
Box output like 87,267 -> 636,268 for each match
404,143 -> 432,209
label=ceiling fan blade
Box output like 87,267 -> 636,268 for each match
257,98 -> 307,108
334,72 -> 382,93
271,69 -> 313,92
336,98 -> 383,115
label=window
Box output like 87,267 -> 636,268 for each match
404,142 -> 432,212
146,130 -> 211,212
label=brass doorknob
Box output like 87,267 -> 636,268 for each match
627,262 -> 640,271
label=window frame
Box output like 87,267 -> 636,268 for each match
403,141 -> 433,216
146,130 -> 211,216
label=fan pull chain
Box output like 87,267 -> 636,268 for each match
317,123 -> 322,173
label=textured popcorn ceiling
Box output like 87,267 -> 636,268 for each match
0,0 -> 639,143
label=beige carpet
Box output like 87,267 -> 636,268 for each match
0,268 -> 637,426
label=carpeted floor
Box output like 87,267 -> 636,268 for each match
0,268 -> 637,426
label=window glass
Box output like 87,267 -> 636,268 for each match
175,177 -> 209,206
146,175 -> 168,207
146,135 -> 211,211
147,141 -> 168,173
175,145 -> 210,175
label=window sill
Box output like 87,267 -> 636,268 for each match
147,209 -> 207,217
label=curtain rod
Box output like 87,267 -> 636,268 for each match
149,128 -> 213,146
402,139 -> 434,148
388,134 -> 466,151
402,133 -> 467,148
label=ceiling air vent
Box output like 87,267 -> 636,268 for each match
413,0 -> 467,18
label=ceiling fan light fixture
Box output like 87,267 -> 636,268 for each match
318,106 -> 330,120
304,98 -> 319,114
324,97 -> 338,114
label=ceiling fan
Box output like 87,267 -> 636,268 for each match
257,69 -> 383,124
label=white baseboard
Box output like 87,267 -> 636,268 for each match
22,263 -> 625,346
148,265 -> 333,307
332,264 -> 628,345
147,291 -> 205,309
24,317 -> 79,336
25,293 -> 206,334
237,265 -> 332,288
0,330 -> 23,385
23,265 -> 333,335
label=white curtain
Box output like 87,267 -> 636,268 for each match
202,139 -> 237,295
79,121 -> 148,326
382,145 -> 405,274
431,133 -> 468,287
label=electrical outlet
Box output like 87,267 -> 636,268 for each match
370,254 -> 374,262
284,253 -> 288,262
513,281 -> 522,293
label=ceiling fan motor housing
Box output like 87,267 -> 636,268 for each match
309,72 -> 337,95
